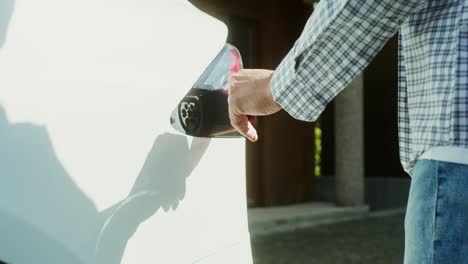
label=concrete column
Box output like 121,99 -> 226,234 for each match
334,74 -> 365,206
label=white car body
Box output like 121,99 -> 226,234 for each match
0,0 -> 252,263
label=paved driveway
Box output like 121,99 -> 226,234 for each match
251,212 -> 405,264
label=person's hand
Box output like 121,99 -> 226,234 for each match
228,69 -> 282,142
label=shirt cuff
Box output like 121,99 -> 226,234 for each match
270,49 -> 325,122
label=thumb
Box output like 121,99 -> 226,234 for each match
229,110 -> 258,142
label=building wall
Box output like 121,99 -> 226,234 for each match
190,0 -> 316,207
191,0 -> 407,210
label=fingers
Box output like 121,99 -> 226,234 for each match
228,69 -> 277,142
231,69 -> 255,80
229,108 -> 258,142
228,76 -> 258,142
230,74 -> 250,81
230,80 -> 250,89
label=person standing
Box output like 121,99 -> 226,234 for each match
228,0 -> 468,262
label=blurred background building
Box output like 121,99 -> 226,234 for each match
190,0 -> 410,211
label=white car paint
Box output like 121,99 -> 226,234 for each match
0,0 -> 253,263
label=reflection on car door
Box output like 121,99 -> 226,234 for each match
0,0 -> 252,263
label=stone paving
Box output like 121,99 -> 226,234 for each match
251,212 -> 405,264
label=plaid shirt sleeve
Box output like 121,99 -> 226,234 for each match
271,0 -> 428,122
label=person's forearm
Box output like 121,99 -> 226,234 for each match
271,0 -> 427,122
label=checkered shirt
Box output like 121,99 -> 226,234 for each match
271,0 -> 468,173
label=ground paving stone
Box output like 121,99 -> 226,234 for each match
251,212 -> 405,264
